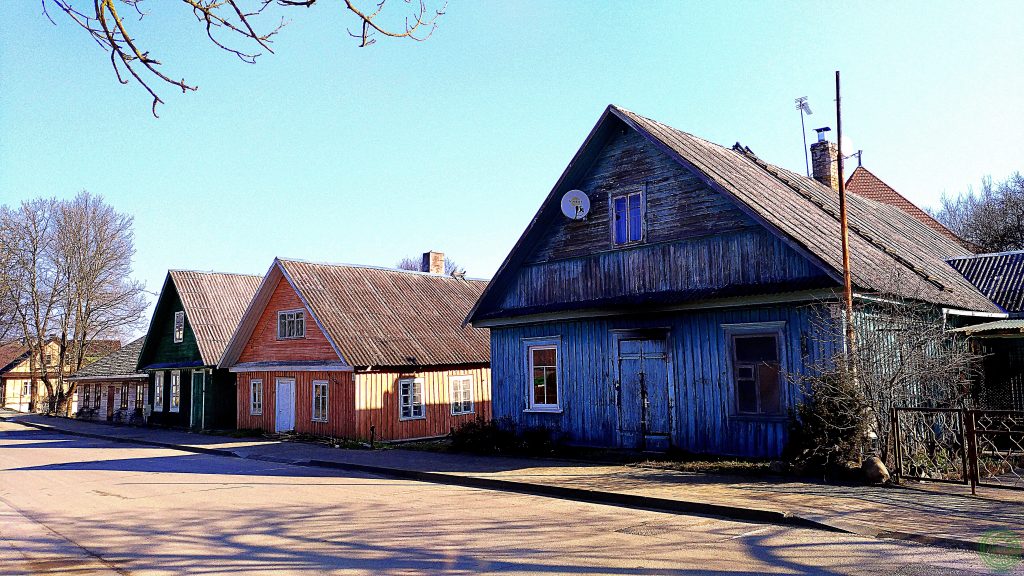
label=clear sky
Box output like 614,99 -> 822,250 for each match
2,2 -> 1022,321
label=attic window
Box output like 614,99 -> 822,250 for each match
277,310 -> 305,339
612,189 -> 644,245
173,311 -> 184,343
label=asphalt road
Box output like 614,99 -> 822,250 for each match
0,420 -> 997,575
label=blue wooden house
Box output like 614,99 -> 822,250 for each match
466,105 -> 999,457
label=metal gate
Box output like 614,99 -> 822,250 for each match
893,407 -> 1024,492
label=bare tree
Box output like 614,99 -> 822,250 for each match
0,193 -> 148,415
787,276 -> 980,475
44,0 -> 447,116
395,255 -> 463,275
932,172 -> 1024,253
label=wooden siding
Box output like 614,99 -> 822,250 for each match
500,230 -> 831,311
354,366 -> 492,441
528,129 -> 758,264
146,368 -> 237,430
236,371 -> 356,437
138,281 -> 203,369
236,276 -> 339,364
489,304 -> 836,457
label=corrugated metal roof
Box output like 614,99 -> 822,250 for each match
67,337 -> 147,379
0,341 -> 29,373
277,259 -> 490,367
170,270 -> 262,365
612,107 -> 999,314
947,251 -> 1024,314
949,319 -> 1024,334
845,167 -> 964,245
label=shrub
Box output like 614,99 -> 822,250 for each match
783,369 -> 869,479
450,417 -> 562,456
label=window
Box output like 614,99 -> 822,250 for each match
83,385 -> 91,407
449,375 -> 474,415
250,379 -> 263,415
312,380 -> 329,422
93,384 -> 100,408
135,383 -> 145,411
612,190 -> 644,245
120,382 -> 129,409
277,310 -> 305,339
732,334 -> 783,416
154,373 -> 164,411
528,344 -> 559,411
399,377 -> 425,420
169,371 -> 181,413
22,382 -> 30,396
173,311 -> 185,343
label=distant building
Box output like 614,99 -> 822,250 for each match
1,338 -> 119,413
67,337 -> 148,423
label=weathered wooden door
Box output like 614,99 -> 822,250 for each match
190,371 -> 205,430
618,338 -> 671,451
275,378 -> 295,433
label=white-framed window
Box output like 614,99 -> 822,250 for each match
612,189 -> 644,246
312,380 -> 329,422
399,377 -> 425,420
135,382 -> 145,411
449,375 -> 474,415
277,310 -> 305,339
173,311 -> 185,343
528,343 -> 560,411
83,384 -> 91,407
120,382 -> 130,409
170,370 -> 181,413
154,372 -> 164,411
22,382 -> 30,396
93,384 -> 100,408
250,379 -> 263,415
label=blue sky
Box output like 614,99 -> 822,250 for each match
2,2 -> 1022,318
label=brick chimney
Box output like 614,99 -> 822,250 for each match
810,127 -> 840,192
421,251 -> 444,274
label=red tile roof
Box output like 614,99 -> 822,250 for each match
0,341 -> 29,372
845,167 -> 964,245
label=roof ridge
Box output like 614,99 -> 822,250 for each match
170,269 -> 261,278
277,257 -> 490,283
730,144 -> 947,290
948,249 -> 1024,261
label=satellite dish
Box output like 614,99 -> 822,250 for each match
560,189 -> 590,221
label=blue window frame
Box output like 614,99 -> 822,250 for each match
612,190 -> 644,245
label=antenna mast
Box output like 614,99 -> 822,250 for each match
795,96 -> 813,177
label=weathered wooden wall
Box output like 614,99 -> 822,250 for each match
236,277 -> 339,364
354,366 -> 491,441
490,304 -> 836,457
236,370 -> 356,437
137,282 -> 202,370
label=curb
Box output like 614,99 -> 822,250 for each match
2,414 -> 1005,554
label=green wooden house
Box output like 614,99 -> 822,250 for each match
137,270 -> 261,430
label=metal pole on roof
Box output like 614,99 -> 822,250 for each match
795,96 -> 812,177
835,71 -> 857,368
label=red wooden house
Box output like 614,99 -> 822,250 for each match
218,253 -> 491,441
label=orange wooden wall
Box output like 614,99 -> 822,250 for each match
354,365 -> 491,441
236,370 -> 356,437
237,277 -> 339,364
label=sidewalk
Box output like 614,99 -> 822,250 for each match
4,409 -> 1022,555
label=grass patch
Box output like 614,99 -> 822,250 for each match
630,456 -> 779,477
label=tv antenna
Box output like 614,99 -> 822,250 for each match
795,96 -> 813,177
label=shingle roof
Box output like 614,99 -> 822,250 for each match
845,167 -> 964,245
170,270 -> 263,365
67,337 -> 147,379
222,259 -> 490,368
0,341 -> 29,373
467,105 -> 1000,322
947,250 -> 1024,314
612,107 -> 998,313
948,319 -> 1024,334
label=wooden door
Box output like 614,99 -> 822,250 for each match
275,378 -> 295,433
618,338 -> 671,451
106,387 -> 115,420
190,371 -> 205,430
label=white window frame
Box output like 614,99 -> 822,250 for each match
153,372 -> 164,411
610,187 -> 646,246
277,309 -> 306,340
173,311 -> 185,343
83,385 -> 91,407
93,384 -> 101,408
526,339 -> 561,412
449,375 -> 474,415
398,377 -> 425,420
169,370 -> 181,413
250,379 -> 263,416
312,380 -> 329,422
